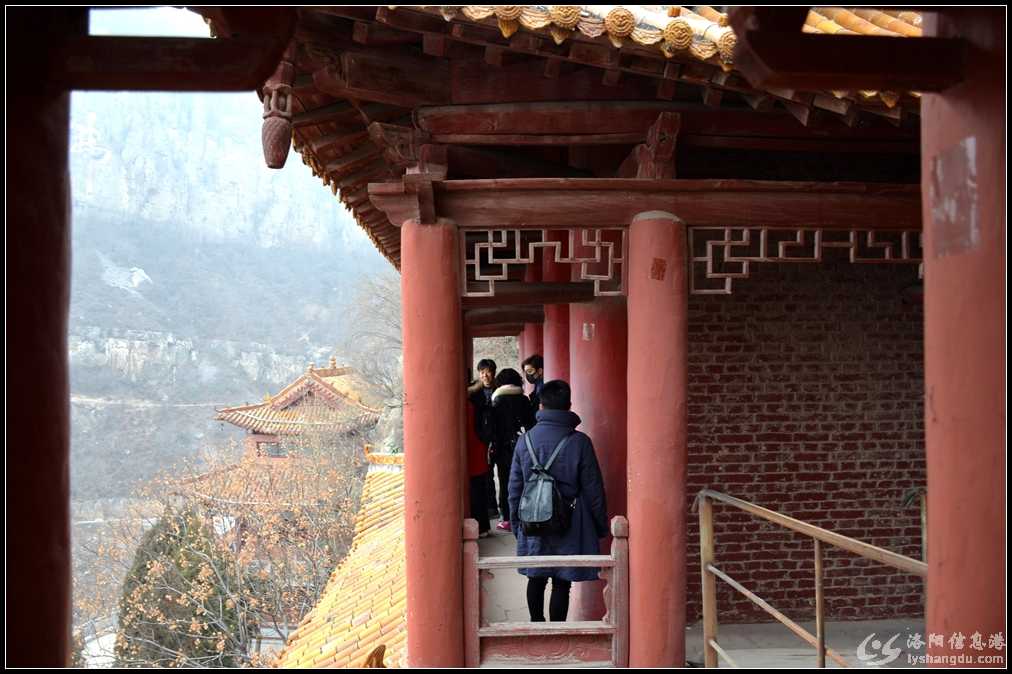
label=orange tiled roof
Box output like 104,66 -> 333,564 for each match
177,453 -> 354,508
402,6 -> 922,67
216,362 -> 383,435
275,450 -> 406,668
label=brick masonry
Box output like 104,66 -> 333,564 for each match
685,259 -> 925,624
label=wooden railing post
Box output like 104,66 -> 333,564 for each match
609,516 -> 630,668
814,539 -> 825,668
462,518 -> 480,668
699,494 -> 718,668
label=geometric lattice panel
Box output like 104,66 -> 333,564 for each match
689,228 -> 923,295
461,228 -> 626,297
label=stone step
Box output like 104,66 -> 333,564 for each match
480,657 -> 614,668
478,620 -> 616,638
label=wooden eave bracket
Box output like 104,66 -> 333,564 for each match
367,122 -> 432,170
51,9 -> 296,91
728,7 -> 966,92
369,145 -> 447,226
617,112 -> 680,179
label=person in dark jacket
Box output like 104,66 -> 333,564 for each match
521,354 -> 545,414
465,371 -> 492,537
468,358 -> 498,517
490,368 -> 536,532
508,380 -> 608,622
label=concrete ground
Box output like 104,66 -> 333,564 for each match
479,523 -> 925,668
477,521 -> 532,623
685,618 -> 926,668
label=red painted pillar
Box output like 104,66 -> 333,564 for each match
7,9 -> 84,667
568,298 -> 628,621
521,324 -> 543,367
542,232 -> 570,382
626,211 -> 687,666
522,258 -> 544,379
921,11 -> 1005,665
401,218 -> 465,667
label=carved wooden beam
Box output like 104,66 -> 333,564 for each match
467,323 -> 525,338
617,112 -> 679,179
311,50 -> 449,107
729,7 -> 966,92
413,101 -> 917,150
52,8 -> 295,90
464,306 -> 545,327
461,282 -> 596,308
370,177 -> 922,230
368,122 -> 431,169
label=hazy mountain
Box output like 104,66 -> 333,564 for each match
69,90 -> 390,500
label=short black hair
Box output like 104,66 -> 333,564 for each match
521,354 -> 544,370
494,368 -> 523,388
540,380 -> 571,410
476,358 -> 497,374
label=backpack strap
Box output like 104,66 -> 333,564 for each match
523,432 -> 541,470
543,433 -> 574,471
525,432 -> 575,472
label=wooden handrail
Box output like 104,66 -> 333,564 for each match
697,489 -> 927,577
697,489 -> 927,669
462,515 -> 629,668
477,554 -> 614,570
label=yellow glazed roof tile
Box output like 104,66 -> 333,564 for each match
276,451 -> 406,669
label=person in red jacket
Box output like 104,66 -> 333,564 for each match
466,378 -> 493,537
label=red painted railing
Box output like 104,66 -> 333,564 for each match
462,516 -> 629,668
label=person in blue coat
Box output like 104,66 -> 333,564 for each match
508,379 -> 609,622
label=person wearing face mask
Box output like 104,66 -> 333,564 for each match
521,354 -> 545,414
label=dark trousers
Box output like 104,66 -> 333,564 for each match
526,576 -> 572,622
484,462 -> 497,513
494,449 -> 513,520
469,474 -> 491,533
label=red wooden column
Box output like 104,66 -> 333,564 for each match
401,217 -> 465,667
626,211 -> 687,666
521,260 -> 544,377
542,232 -> 570,382
569,297 -> 628,621
7,9 -> 85,667
921,11 -> 1005,665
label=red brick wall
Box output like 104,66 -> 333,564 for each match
685,260 -> 925,624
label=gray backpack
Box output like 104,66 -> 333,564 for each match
518,432 -> 575,536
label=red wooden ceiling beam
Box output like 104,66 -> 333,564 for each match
369,177 -> 921,231
729,7 -> 966,92
464,306 -> 545,328
51,32 -> 293,91
466,323 -> 525,338
312,50 -> 450,107
414,101 -> 917,144
461,283 -> 597,309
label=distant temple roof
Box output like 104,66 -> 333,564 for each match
275,449 -> 406,668
216,359 -> 384,435
177,451 -> 347,508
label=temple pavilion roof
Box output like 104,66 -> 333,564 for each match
215,360 -> 383,436
199,6 -> 925,269
274,449 -> 406,668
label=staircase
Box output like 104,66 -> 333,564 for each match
462,516 -> 629,668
